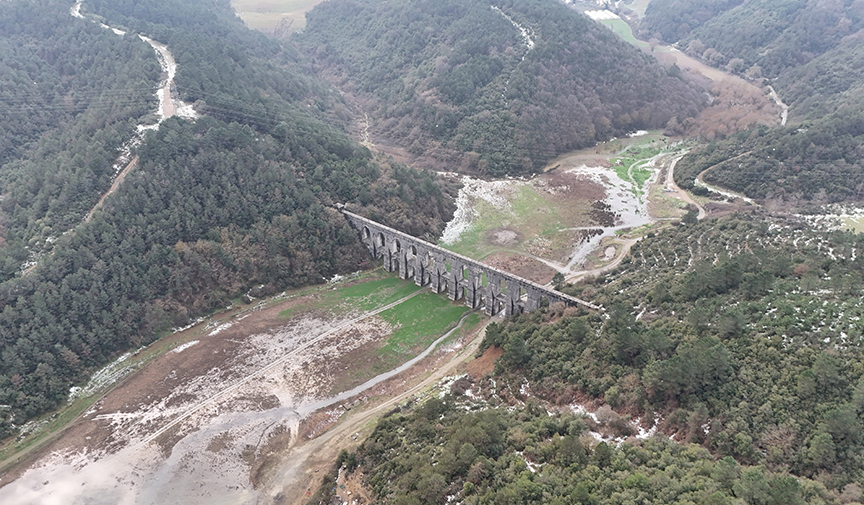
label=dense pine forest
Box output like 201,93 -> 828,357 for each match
297,0 -> 707,175
0,0 -> 453,438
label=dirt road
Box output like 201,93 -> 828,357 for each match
86,156 -> 138,222
261,319 -> 494,505
665,154 -> 706,219
564,237 -> 639,283
695,151 -> 758,205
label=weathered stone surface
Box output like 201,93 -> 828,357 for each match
341,209 -> 601,315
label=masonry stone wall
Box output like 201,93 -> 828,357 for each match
341,208 -> 601,315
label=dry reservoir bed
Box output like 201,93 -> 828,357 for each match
0,274 -> 474,504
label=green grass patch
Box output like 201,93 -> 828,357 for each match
610,145 -> 663,198
376,293 -> 468,365
231,0 -> 324,32
278,271 -> 421,319
598,18 -> 642,46
444,183 -> 590,263
842,216 -> 864,233
598,18 -> 673,53
632,166 -> 654,187
332,276 -> 421,311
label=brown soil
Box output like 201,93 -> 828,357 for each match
259,319 -> 493,505
482,252 -> 557,284
543,171 -> 607,202
86,156 -> 138,222
465,346 -> 503,379
0,286 -> 420,503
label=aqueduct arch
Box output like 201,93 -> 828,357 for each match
340,208 -> 600,316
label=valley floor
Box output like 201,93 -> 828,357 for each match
0,273 -> 484,504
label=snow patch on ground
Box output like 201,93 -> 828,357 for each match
439,176 -> 525,244
570,402 -> 660,445
492,6 -> 535,51
795,204 -> 864,232
585,10 -> 620,20
67,349 -> 144,403
70,0 -> 83,18
208,322 -> 233,336
172,340 -> 199,354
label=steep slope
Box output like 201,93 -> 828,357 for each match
0,0 -> 453,438
0,0 -> 161,278
641,0 -> 864,78
673,108 -> 864,203
644,0 -> 864,204
297,0 -> 707,175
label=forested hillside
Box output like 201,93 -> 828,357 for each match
0,0 -> 453,438
296,0 -> 706,175
642,0 -> 864,204
637,0 -> 744,43
641,0 -> 864,79
0,0 -> 161,278
325,214 -> 864,504
673,108 -> 864,203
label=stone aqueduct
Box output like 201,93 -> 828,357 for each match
341,209 -> 601,316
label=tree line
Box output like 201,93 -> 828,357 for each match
317,214 -> 864,503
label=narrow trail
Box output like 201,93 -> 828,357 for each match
136,289 -> 425,447
766,85 -> 789,126
492,5 -> 534,104
665,153 -> 706,219
21,1 -> 196,277
695,151 -> 758,205
86,156 -> 138,222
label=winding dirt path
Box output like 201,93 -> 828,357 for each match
21,2 -> 197,277
695,151 -> 758,205
262,319 -> 495,505
665,154 -> 706,219
86,156 -> 138,222
564,237 -> 639,283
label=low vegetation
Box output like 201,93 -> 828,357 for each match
323,213 -> 864,503
334,395 -> 840,505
